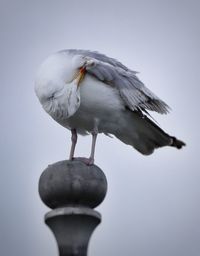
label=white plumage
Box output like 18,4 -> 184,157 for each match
35,49 -> 185,164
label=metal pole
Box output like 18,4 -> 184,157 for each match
39,160 -> 107,256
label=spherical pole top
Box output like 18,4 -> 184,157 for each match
39,160 -> 107,209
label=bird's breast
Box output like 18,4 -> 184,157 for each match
65,75 -> 125,133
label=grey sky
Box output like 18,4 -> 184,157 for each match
0,0 -> 199,255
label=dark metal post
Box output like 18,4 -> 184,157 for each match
39,160 -> 107,256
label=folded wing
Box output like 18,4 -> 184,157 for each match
68,49 -> 170,114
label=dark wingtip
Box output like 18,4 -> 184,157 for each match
171,136 -> 186,149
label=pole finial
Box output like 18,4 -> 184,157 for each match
39,160 -> 107,256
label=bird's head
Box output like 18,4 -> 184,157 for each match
34,51 -> 88,118
34,52 -> 87,103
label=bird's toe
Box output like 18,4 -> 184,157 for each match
72,157 -> 94,166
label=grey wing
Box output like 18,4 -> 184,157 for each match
64,49 -> 132,72
67,49 -> 170,114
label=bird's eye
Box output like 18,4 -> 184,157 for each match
49,94 -> 55,101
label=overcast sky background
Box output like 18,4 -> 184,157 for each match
0,0 -> 200,255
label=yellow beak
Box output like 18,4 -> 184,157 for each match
76,67 -> 86,86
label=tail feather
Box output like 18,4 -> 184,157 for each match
113,110 -> 186,155
170,136 -> 186,149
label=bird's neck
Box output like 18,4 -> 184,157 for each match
42,81 -> 81,120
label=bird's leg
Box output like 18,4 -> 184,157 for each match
69,128 -> 77,160
87,128 -> 98,165
73,128 -> 98,165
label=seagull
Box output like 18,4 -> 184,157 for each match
35,49 -> 185,165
